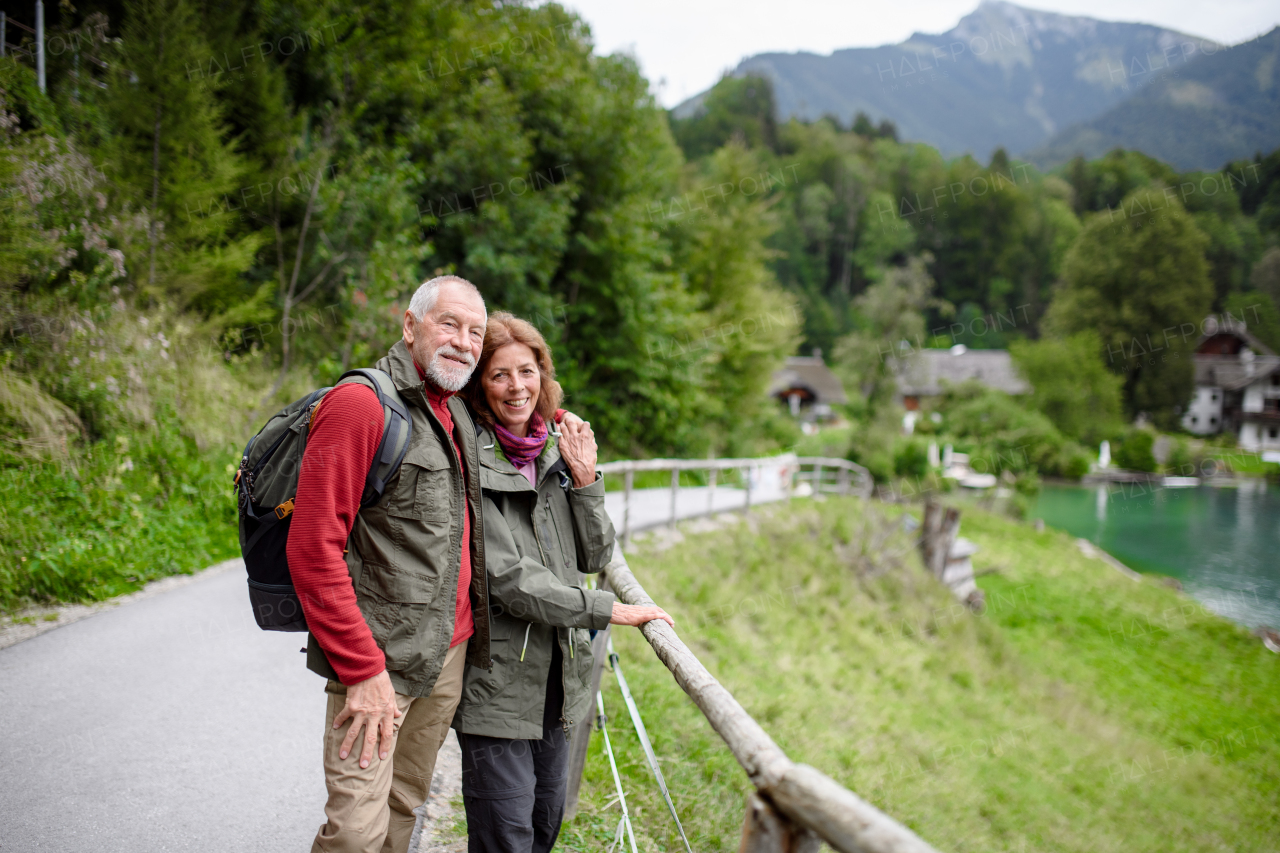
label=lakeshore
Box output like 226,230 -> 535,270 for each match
1033,481 -> 1280,630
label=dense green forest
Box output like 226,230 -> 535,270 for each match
2,0 -> 1280,607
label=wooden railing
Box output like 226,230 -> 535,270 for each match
565,453 -> 939,853
598,454 -> 872,547
567,554 -> 940,853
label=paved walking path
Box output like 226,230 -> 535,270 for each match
602,463 -> 792,534
0,480 -> 794,852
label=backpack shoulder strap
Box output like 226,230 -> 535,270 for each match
336,368 -> 413,506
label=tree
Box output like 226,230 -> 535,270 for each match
1042,189 -> 1213,427
1224,291 -> 1280,353
1010,331 -> 1124,445
833,254 -> 950,409
107,0 -> 263,309
668,75 -> 779,160
664,142 -> 801,454
1251,246 -> 1280,308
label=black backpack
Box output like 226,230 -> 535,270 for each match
234,369 -> 412,632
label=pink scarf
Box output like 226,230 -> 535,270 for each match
494,412 -> 548,468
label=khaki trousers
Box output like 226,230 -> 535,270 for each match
312,644 -> 466,853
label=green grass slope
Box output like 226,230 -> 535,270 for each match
552,498 -> 1278,852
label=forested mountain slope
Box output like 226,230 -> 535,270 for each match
674,1 -> 1212,160
1029,27 -> 1280,171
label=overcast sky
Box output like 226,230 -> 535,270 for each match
556,0 -> 1280,108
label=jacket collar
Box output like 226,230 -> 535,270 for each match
379,339 -> 462,415
476,423 -> 567,489
380,339 -> 424,397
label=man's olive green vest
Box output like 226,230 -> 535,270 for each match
305,340 -> 490,697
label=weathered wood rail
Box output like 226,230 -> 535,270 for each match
568,551 -> 941,853
598,454 -> 873,547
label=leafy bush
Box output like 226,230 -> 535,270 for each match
1115,430 -> 1158,472
1009,331 -> 1124,446
893,438 -> 930,479
0,300 -> 261,610
1165,438 -> 1196,475
0,424 -> 238,608
938,382 -> 1091,479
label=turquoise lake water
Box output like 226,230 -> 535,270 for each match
1032,482 -> 1280,630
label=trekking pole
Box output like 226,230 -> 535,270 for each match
608,638 -> 695,853
597,691 -> 639,853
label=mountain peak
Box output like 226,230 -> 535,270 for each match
679,2 -> 1221,161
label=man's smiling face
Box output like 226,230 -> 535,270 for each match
403,282 -> 487,392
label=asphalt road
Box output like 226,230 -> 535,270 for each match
0,559 -> 324,853
0,479 -> 793,852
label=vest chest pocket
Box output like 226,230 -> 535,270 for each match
390,445 -> 453,522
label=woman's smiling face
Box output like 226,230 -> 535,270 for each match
481,342 -> 541,437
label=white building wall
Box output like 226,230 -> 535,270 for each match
1243,384 -> 1264,413
1182,386 -> 1223,434
1240,422 -> 1260,451
1240,421 -> 1280,452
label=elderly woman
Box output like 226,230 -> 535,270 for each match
453,312 -> 671,853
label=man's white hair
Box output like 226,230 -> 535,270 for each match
407,275 -> 485,321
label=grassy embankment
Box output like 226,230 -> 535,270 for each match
514,498 -> 1274,852
0,306 -> 275,613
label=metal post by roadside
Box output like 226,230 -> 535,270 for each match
35,1 -> 45,93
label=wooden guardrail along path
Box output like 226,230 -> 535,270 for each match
570,547 -> 941,853
598,454 -> 873,546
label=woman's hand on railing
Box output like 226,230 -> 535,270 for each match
610,602 -> 675,628
559,417 -> 598,488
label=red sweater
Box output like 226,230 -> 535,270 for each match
288,381 -> 474,686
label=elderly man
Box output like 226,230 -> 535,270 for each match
288,274 -> 492,853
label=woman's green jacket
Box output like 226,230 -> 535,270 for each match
451,424 -> 616,740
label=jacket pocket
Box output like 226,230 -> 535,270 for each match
357,563 -> 436,670
461,616 -> 520,707
389,445 -> 453,522
570,627 -> 594,684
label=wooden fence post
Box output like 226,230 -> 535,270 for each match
920,497 -> 960,578
622,467 -> 634,549
670,468 -> 680,529
740,791 -> 821,853
708,466 -> 717,515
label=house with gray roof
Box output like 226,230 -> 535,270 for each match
893,345 -> 1030,409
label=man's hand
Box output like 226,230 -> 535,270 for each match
610,602 -> 675,628
558,417 -> 598,488
333,670 -> 402,769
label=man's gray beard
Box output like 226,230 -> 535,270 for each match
424,344 -> 475,392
